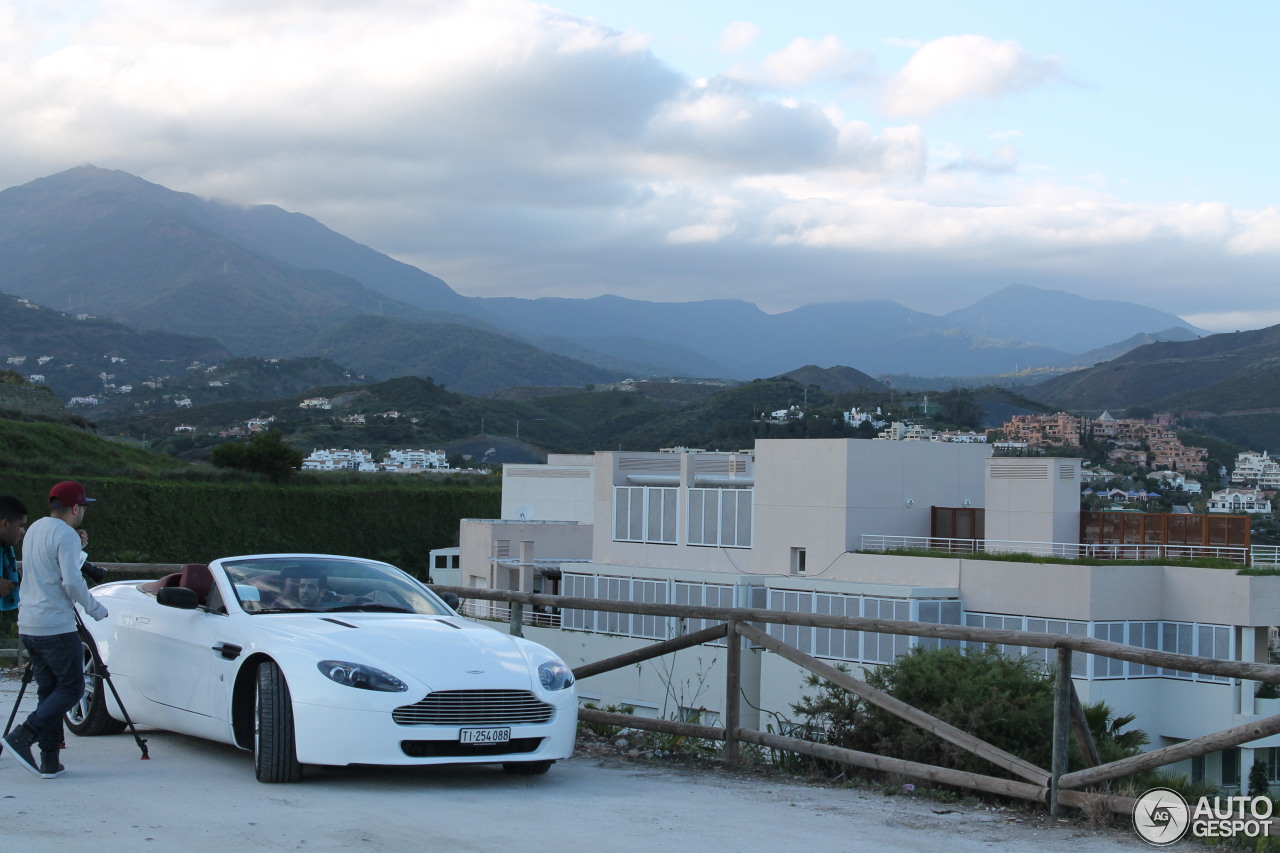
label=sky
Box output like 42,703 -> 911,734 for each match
2,0 -> 1278,332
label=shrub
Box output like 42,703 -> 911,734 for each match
792,646 -> 1149,782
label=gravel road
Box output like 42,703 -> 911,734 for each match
2,670 -> 1148,852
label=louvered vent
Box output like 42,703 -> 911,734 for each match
618,457 -> 680,473
393,690 -> 555,726
990,461 -> 1049,480
506,468 -> 590,479
1058,464 -> 1076,480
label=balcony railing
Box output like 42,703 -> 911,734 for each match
860,534 -> 1254,565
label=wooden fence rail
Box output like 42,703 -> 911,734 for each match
17,566 -> 1268,819
434,583 -> 1280,818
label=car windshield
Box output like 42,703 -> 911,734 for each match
221,557 -> 452,616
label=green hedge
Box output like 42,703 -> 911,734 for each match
0,475 -> 499,579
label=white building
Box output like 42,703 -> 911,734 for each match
300,448 -> 374,471
458,440 -> 1277,791
1148,470 -> 1203,494
382,449 -> 450,471
1232,451 -> 1280,489
299,397 -> 332,409
1207,488 -> 1273,514
932,431 -> 988,443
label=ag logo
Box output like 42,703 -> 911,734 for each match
1134,787 -> 1190,845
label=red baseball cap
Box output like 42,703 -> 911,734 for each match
49,481 -> 96,508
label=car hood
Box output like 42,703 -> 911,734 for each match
253,614 -> 537,692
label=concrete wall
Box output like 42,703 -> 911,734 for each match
983,457 -> 1082,546
501,454 -> 595,524
753,440 -> 991,567
458,519 -> 592,592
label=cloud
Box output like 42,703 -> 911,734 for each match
0,2 -> 1273,331
882,34 -> 1061,116
727,35 -> 870,90
718,21 -> 759,54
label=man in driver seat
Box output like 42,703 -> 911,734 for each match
278,567 -> 361,610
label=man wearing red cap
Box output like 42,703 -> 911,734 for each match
2,481 -> 109,779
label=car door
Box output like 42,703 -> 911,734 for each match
131,588 -> 234,721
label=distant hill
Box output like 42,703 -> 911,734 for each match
1029,325 -> 1280,411
292,314 -> 624,396
0,166 -> 434,355
0,167 -> 1214,384
0,374 -> 73,422
0,291 -> 231,400
780,364 -> 886,393
1028,326 -> 1280,451
944,284 -> 1206,353
86,356 -> 365,420
1066,327 -> 1202,368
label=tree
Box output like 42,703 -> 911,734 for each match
936,388 -> 983,430
211,430 -> 304,483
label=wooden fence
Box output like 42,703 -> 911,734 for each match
433,584 -> 1280,819
11,563 -> 1279,820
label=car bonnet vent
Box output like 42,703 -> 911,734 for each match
321,617 -> 358,628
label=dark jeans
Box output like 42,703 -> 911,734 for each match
19,631 -> 85,751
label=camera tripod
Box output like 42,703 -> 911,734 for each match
3,609 -> 149,760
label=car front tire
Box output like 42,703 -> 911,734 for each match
65,630 -> 127,736
254,660 -> 302,783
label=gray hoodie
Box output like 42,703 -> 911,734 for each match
17,515 -> 108,635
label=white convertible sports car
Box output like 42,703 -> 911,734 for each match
69,554 -> 577,782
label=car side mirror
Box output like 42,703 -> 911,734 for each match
157,587 -> 199,609
439,592 -> 460,611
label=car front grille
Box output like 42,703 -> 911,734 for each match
392,689 -> 555,726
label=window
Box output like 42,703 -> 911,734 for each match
688,488 -> 753,548
790,548 -> 806,575
613,487 -> 677,544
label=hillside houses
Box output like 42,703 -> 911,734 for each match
301,447 -> 451,473
999,412 -> 1208,475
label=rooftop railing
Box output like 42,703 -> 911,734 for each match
860,534 -> 1255,566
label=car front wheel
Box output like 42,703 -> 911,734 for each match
65,630 -> 126,736
254,660 -> 302,783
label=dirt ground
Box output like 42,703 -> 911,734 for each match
2,669 -> 1149,852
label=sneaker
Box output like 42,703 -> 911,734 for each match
2,724 -> 40,777
39,750 -> 65,779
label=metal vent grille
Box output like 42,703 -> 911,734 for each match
393,690 -> 555,726
990,461 -> 1048,479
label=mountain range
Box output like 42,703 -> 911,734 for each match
0,166 -> 1209,392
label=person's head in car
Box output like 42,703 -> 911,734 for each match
295,571 -> 327,608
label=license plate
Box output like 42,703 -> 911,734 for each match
460,727 -> 511,744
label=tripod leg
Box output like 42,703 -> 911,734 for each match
74,613 -> 149,759
3,662 -> 34,738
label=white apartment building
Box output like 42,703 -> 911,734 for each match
1208,488 -> 1273,514
458,439 -> 1280,790
1233,451 -> 1280,489
382,449 -> 449,471
300,448 -> 375,471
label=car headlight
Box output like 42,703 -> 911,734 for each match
318,660 -> 408,692
538,660 -> 574,691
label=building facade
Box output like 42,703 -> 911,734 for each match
457,440 -> 1278,789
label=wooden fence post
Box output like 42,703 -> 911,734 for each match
509,601 -> 524,637
1051,647 -> 1073,816
725,619 -> 740,765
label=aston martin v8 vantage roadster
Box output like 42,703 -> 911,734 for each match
68,554 -> 577,782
